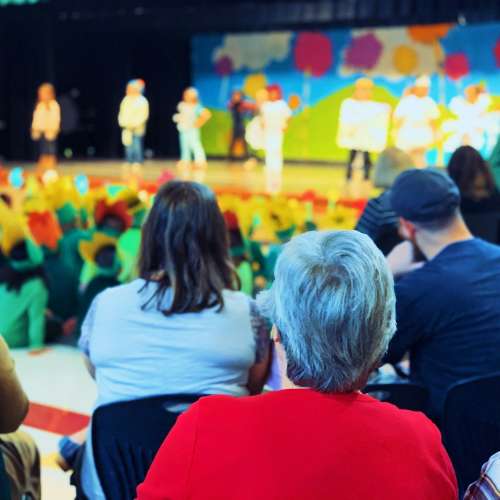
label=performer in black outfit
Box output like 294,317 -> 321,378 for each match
228,90 -> 251,160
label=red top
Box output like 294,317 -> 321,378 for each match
137,389 -> 457,500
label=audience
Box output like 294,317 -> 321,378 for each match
0,336 -> 40,499
385,168 -> 500,420
355,147 -> 414,254
0,240 -> 48,350
74,181 -> 272,499
137,230 -> 457,500
447,145 -> 500,213
464,451 -> 500,500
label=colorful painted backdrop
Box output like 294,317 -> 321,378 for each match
192,22 -> 500,163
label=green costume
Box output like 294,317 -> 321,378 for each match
236,260 -> 253,296
0,278 -> 48,349
118,227 -> 141,282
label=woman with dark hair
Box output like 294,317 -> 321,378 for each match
0,240 -> 48,349
75,181 -> 272,499
447,145 -> 500,213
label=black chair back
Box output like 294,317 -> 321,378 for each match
364,382 -> 429,412
442,372 -> 500,494
92,393 -> 204,500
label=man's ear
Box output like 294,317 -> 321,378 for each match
399,217 -> 416,241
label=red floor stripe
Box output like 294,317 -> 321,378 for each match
24,402 -> 90,435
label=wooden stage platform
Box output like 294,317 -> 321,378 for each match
20,159 -> 376,199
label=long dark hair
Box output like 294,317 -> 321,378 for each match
447,146 -> 496,198
0,242 -> 47,292
138,181 -> 238,315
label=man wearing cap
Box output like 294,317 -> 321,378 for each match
393,76 -> 440,168
385,168 -> 500,420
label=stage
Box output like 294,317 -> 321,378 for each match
15,159 -> 376,200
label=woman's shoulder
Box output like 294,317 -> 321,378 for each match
96,279 -> 146,305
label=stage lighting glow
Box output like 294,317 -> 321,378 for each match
64,148 -> 73,159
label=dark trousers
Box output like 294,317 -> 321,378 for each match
346,150 -> 372,180
228,128 -> 248,160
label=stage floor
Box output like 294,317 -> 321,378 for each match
19,159 -> 376,199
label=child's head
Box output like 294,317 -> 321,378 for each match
413,76 -> 430,98
183,87 -> 199,103
231,90 -> 243,103
353,78 -> 374,101
267,85 -> 282,102
38,83 -> 55,103
127,79 -> 145,97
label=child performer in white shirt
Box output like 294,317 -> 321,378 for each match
173,87 -> 211,169
444,84 -> 491,153
260,85 -> 291,194
337,78 -> 390,181
393,76 -> 440,168
31,83 -> 61,172
118,79 -> 149,170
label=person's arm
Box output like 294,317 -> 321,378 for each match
78,295 -> 99,379
136,402 -> 200,500
0,337 -> 29,433
384,277 -> 427,365
194,108 -> 211,128
26,281 -> 49,350
247,300 -> 272,395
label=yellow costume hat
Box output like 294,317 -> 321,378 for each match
79,232 -> 117,264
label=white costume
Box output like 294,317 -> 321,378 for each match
173,102 -> 207,164
394,94 -> 440,152
443,93 -> 491,152
337,98 -> 390,153
118,95 -> 149,143
260,100 -> 291,194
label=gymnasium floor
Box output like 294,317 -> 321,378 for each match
11,158 -> 374,499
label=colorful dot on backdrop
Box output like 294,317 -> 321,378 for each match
444,53 -> 470,81
494,38 -> 500,67
293,32 -> 333,77
8,167 -> 24,189
214,55 -> 233,77
243,73 -> 268,99
344,33 -> 383,70
288,94 -> 301,110
407,23 -> 452,44
393,45 -> 419,75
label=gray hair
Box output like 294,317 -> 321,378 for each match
257,230 -> 396,393
373,147 -> 414,189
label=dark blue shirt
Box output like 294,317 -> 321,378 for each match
386,238 -> 500,418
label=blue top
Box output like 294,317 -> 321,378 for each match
79,278 -> 270,499
385,238 -> 500,418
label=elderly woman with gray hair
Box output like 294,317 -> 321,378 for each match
137,230 -> 457,500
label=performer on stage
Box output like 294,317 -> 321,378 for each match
393,76 -> 440,168
260,84 -> 291,194
228,89 -> 252,161
337,77 -> 390,181
173,87 -> 211,169
31,83 -> 61,172
444,83 -> 491,153
118,79 -> 149,169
